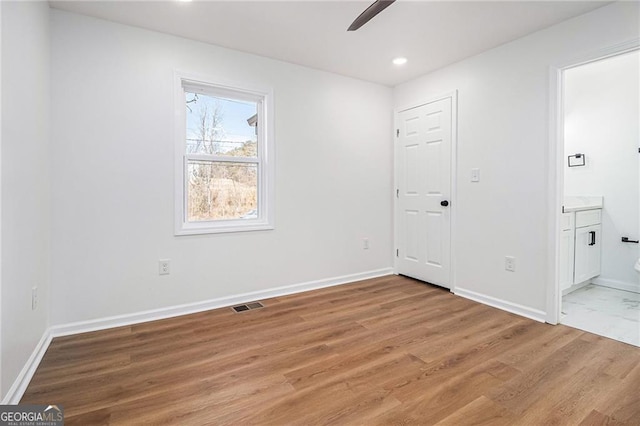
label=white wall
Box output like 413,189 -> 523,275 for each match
394,2 -> 639,314
1,1 -> 51,398
50,10 -> 393,326
564,50 -> 640,291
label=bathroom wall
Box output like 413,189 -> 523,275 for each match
564,50 -> 640,293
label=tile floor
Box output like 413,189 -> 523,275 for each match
562,284 -> 640,347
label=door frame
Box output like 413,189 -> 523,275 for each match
546,39 -> 639,324
393,90 -> 458,291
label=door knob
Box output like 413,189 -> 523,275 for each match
440,200 -> 449,207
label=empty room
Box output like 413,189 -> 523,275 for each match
1,0 -> 639,424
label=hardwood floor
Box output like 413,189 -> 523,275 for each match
22,276 -> 640,425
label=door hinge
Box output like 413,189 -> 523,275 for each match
396,249 -> 399,257
396,189 -> 399,198
396,129 -> 400,137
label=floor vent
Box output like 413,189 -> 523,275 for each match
232,301 -> 264,313
246,302 -> 264,309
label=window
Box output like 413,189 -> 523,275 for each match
175,73 -> 274,235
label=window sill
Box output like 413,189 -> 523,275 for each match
175,221 -> 274,236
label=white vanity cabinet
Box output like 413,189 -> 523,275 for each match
559,213 -> 575,290
573,210 -> 602,284
560,207 -> 602,291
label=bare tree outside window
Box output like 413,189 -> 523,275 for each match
185,91 -> 258,221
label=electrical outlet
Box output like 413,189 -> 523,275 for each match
362,238 -> 370,250
505,256 -> 516,272
159,259 -> 170,275
32,287 -> 38,310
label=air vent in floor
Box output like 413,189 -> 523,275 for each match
232,301 -> 264,313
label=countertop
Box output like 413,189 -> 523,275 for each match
563,196 -> 603,212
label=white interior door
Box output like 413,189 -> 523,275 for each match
396,97 -> 452,288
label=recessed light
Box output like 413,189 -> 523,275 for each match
392,57 -> 408,66
177,0 -> 192,2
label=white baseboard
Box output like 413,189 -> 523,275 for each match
2,330 -> 52,405
591,277 -> 640,294
453,287 -> 547,323
4,267 -> 393,404
50,267 -> 394,338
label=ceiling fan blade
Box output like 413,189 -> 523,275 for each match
347,0 -> 396,31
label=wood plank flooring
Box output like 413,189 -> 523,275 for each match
21,276 -> 640,425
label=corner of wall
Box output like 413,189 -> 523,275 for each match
0,0 -> 52,401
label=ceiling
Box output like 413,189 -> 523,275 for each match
49,1 -> 611,86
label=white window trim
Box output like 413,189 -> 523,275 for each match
174,71 -> 275,235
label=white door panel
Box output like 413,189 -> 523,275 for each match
396,97 -> 452,288
405,210 -> 420,261
574,224 -> 601,284
425,212 -> 443,266
404,144 -> 420,195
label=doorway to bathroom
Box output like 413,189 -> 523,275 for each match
552,47 -> 640,346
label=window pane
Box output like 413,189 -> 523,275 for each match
185,91 -> 257,157
187,160 -> 258,222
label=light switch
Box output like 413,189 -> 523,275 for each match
471,168 -> 480,182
